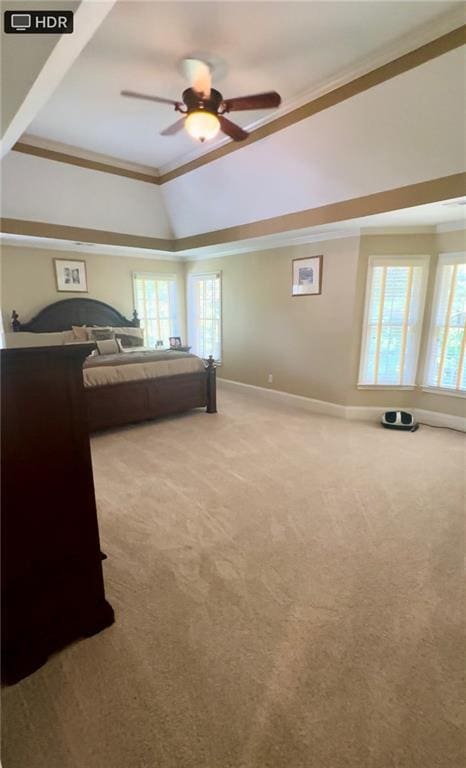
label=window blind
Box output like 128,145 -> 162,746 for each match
359,257 -> 428,386
188,272 -> 222,361
133,273 -> 178,347
424,253 -> 466,392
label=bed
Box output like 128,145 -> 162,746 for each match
10,298 -> 217,432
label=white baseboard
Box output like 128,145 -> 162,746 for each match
218,378 -> 346,419
345,406 -> 390,422
414,408 -> 465,432
218,378 -> 465,432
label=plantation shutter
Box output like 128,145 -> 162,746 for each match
424,254 -> 466,391
359,257 -> 428,386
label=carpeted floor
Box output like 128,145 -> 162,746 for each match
2,386 -> 464,768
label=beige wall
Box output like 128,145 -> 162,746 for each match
186,237 -> 361,405
436,229 -> 466,254
187,230 -> 465,417
0,245 -> 186,339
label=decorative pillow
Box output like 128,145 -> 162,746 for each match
96,338 -> 120,355
72,325 -> 88,341
112,326 -> 144,341
116,339 -> 147,353
115,332 -> 142,348
62,330 -> 76,344
88,328 -> 115,341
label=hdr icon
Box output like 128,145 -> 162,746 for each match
4,10 -> 74,34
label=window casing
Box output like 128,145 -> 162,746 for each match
424,253 -> 466,393
358,256 -> 428,387
188,272 -> 222,361
133,273 -> 178,348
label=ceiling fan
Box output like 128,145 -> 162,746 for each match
121,58 -> 281,143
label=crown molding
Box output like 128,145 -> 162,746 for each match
182,229 -> 362,261
19,134 -> 161,178
0,219 -> 173,250
0,233 -> 184,261
359,226 -> 436,236
12,138 -> 162,185
436,221 -> 466,233
0,228 -> 361,262
2,172 -> 464,257
10,24 -> 466,186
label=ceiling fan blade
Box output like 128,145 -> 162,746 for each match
160,118 -> 186,136
182,58 -> 211,97
218,115 -> 249,142
223,91 -> 281,112
121,90 -> 180,108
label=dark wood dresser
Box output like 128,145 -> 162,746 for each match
1,345 -> 114,684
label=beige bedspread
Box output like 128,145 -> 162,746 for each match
83,349 -> 205,388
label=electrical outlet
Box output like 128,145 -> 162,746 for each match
267,373 -> 273,384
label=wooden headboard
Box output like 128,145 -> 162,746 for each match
11,298 -> 140,333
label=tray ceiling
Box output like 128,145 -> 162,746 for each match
26,0 -> 462,171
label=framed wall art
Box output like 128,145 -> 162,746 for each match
54,259 -> 88,293
292,255 -> 322,296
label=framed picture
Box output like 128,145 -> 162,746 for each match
169,336 -> 182,348
54,258 -> 88,293
292,255 -> 322,296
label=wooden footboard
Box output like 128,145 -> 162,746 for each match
86,358 -> 217,432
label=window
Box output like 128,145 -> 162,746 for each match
188,272 -> 222,361
359,256 -> 428,387
133,273 -> 178,347
424,253 -> 466,393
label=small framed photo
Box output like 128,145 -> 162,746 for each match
169,336 -> 182,348
292,255 -> 322,296
54,258 -> 88,292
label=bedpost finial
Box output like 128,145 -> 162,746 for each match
132,309 -> 140,327
11,310 -> 20,332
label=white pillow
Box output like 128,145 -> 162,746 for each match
96,338 -> 120,355
72,325 -> 88,341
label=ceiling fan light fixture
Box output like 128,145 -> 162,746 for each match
185,110 -> 220,142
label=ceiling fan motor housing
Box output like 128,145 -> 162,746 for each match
182,87 -> 223,116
